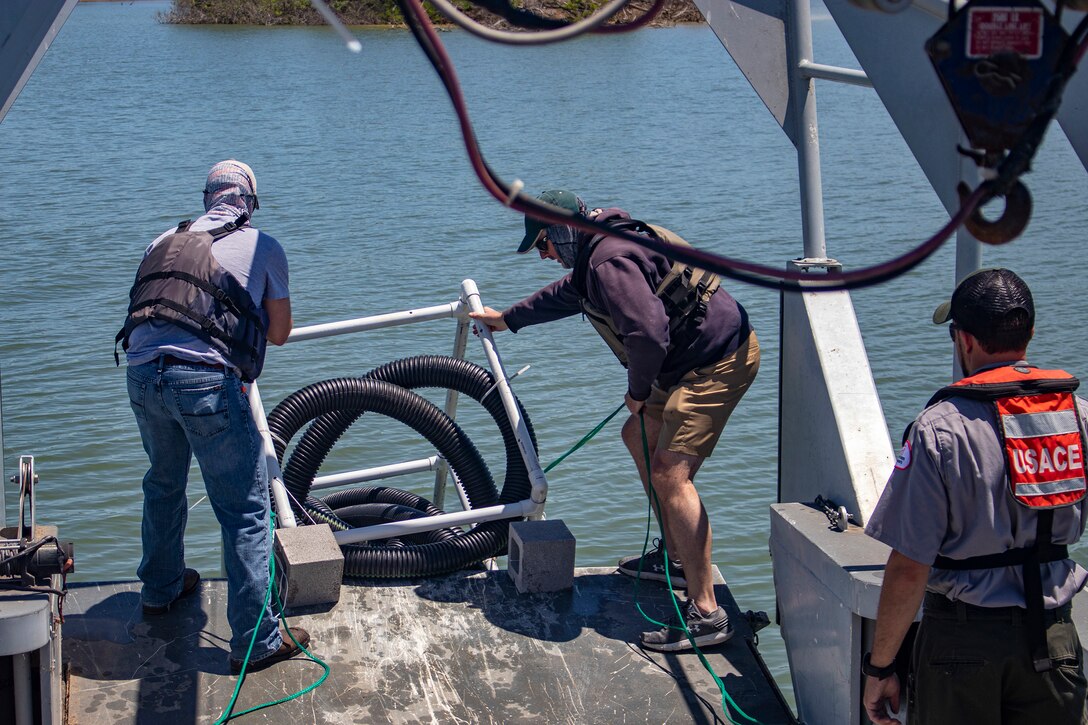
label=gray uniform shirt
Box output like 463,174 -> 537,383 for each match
866,362 -> 1088,608
125,205 -> 290,371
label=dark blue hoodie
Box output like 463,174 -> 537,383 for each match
503,209 -> 752,400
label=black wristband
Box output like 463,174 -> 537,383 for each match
862,652 -> 896,680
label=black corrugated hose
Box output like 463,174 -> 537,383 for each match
265,356 -> 538,578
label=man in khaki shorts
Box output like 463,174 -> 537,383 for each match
471,190 -> 759,651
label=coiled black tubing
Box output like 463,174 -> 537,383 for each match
265,355 -> 538,578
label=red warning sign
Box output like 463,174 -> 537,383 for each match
967,7 -> 1044,59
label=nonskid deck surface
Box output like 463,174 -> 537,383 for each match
64,566 -> 794,724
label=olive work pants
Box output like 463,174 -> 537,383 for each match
909,593 -> 1088,725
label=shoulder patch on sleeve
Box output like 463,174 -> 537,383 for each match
894,441 -> 912,470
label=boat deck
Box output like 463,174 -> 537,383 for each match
63,566 -> 795,724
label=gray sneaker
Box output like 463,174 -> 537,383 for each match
640,599 -> 734,652
617,538 -> 687,588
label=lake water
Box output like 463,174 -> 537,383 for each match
1,0 -> 1086,706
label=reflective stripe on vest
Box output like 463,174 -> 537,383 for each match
998,393 -> 1086,505
948,366 -> 1087,509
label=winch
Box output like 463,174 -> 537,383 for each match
1,455 -> 72,725
1,456 -> 74,592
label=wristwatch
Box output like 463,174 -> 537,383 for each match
862,652 -> 897,680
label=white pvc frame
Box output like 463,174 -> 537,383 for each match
249,279 -> 548,542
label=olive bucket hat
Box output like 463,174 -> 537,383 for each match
517,189 -> 586,253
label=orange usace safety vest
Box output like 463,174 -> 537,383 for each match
929,364 -> 1088,508
926,364 -> 1087,672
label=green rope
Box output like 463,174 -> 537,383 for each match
543,402 -> 626,473
209,400 -> 619,722
207,402 -> 762,722
216,512 -> 330,723
632,410 -> 762,725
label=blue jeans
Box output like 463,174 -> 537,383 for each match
127,359 -> 282,661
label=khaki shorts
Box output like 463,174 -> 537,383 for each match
644,330 -> 760,458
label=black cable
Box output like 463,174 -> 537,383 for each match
397,0 -> 977,291
396,0 -> 1083,292
1070,14 -> 1088,65
0,536 -> 69,604
993,13 -> 1088,193
0,535 -> 59,574
0,581 -> 66,597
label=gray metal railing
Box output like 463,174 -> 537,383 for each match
250,279 -> 548,541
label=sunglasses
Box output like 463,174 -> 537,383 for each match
203,189 -> 260,211
948,322 -> 959,341
533,231 -> 550,253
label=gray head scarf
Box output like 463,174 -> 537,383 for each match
545,222 -> 582,269
203,159 -> 258,215
543,193 -> 588,269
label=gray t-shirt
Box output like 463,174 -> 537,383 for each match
125,205 -> 290,370
866,362 -> 1088,609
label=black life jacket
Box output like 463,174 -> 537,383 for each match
571,219 -> 720,368
926,365 -> 1087,672
115,215 -> 267,381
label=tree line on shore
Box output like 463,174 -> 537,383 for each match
162,0 -> 704,27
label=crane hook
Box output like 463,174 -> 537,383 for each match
957,179 -> 1033,245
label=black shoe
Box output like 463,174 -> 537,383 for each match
230,627 -> 311,675
617,538 -> 687,588
640,599 -> 734,652
142,568 -> 201,616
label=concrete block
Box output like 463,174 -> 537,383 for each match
274,524 -> 344,608
508,520 -> 575,594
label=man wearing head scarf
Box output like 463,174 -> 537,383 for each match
120,160 -> 309,673
863,269 -> 1088,724
470,190 -> 760,652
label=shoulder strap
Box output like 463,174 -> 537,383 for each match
129,296 -> 258,357
169,213 -> 247,241
926,376 -> 1080,408
128,270 -> 259,323
207,211 -> 249,241
648,223 -> 721,300
1025,510 -> 1054,671
935,511 -> 1062,672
